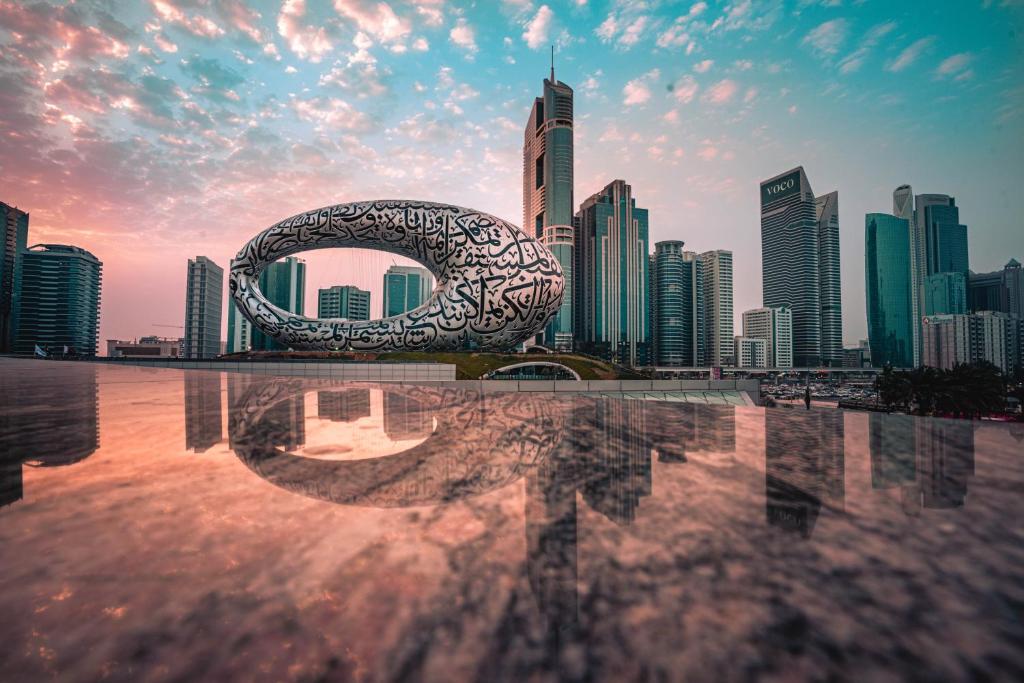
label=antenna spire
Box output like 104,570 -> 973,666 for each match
550,45 -> 555,82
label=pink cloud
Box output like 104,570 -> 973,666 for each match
703,79 -> 738,105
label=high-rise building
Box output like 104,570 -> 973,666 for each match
865,213 -> 915,368
760,167 -> 842,367
1,201 -> 29,353
251,256 -> 305,352
318,285 -> 370,320
922,311 -> 1008,372
969,258 -> 1024,316
183,256 -> 223,359
650,241 -> 703,366
382,265 -> 432,318
741,306 -> 793,368
14,244 -> 101,355
226,302 -> 251,354
575,179 -> 650,366
524,65 -> 574,348
734,336 -> 768,368
924,272 -> 967,316
699,250 -> 733,366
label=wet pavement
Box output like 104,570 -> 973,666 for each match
1,358 -> 1022,681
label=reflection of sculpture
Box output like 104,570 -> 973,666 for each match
229,200 -> 565,351
317,389 -> 370,422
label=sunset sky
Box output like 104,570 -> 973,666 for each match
1,0 -> 1022,348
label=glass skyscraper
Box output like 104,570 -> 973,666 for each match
250,256 -> 305,352
382,265 -> 432,318
523,66 -> 574,349
865,213 -> 914,368
318,285 -> 370,320
1,201 -> 29,353
575,179 -> 650,366
650,241 -> 703,366
14,244 -> 102,355
924,272 -> 967,316
226,301 -> 251,354
760,167 -> 843,367
183,256 -> 223,359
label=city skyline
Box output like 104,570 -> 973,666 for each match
0,1 -> 1021,348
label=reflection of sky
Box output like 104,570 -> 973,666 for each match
2,2 -> 1021,347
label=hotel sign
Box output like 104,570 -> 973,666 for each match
761,170 -> 801,205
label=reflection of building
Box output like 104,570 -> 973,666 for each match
251,257 -> 305,351
865,213 -> 914,368
107,336 -> 182,358
579,400 -> 652,526
764,409 -> 845,537
14,244 -> 102,355
575,180 -> 650,366
382,265 -> 432,317
524,67 -> 574,350
226,373 -> 262,449
383,392 -> 433,441
317,389 -> 371,422
1,201 -> 29,353
869,413 -> 916,489
318,285 -> 370,320
262,392 -> 306,451
760,167 -> 842,367
0,366 -> 99,507
183,256 -> 223,359
184,372 -> 222,452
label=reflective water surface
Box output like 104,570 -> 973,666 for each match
1,359 -> 1022,681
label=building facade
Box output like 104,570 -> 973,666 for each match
318,285 -> 370,320
699,250 -> 733,367
760,167 -> 842,367
924,272 -> 967,316
226,302 -> 251,354
382,265 -> 432,318
575,179 -> 650,366
183,256 -> 223,359
922,311 -> 1008,372
1,201 -> 29,353
741,306 -> 793,368
969,258 -> 1024,316
14,244 -> 102,355
251,256 -> 305,352
106,336 -> 181,358
649,241 -> 703,366
523,68 -> 574,348
865,213 -> 914,368
734,336 -> 768,368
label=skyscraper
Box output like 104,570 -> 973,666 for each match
1,201 -> 29,353
225,302 -> 251,354
924,272 -> 967,316
699,250 -> 734,366
575,179 -> 650,366
14,244 -> 102,355
969,258 -> 1024,316
250,256 -> 305,352
650,241 -> 703,366
183,256 -> 223,359
734,336 -> 768,368
922,311 -> 1008,372
760,167 -> 842,367
523,65 -> 574,349
741,306 -> 793,368
865,213 -> 914,368
318,285 -> 370,320
382,265 -> 432,317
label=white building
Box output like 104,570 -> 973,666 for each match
700,250 -> 734,366
734,336 -> 768,368
741,306 -> 793,368
922,311 -> 1008,372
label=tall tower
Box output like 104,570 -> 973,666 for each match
0,201 -> 29,353
699,250 -> 734,366
760,167 -> 841,367
382,265 -> 432,317
250,256 -> 305,352
524,63 -> 574,349
650,240 -> 703,366
865,213 -> 914,368
183,256 -> 223,359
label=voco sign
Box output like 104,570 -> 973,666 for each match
761,171 -> 800,204
765,179 -> 794,196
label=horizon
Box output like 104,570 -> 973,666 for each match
2,0 -> 1022,350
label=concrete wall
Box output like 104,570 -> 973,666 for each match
94,358 -> 456,381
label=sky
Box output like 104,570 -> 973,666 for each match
1,0 -> 1022,350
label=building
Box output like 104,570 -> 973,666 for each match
734,336 -> 768,368
14,244 -> 101,355
760,167 -> 842,367
106,336 -> 181,358
842,347 -> 868,368
226,302 -> 251,354
969,258 -> 1024,316
741,306 -> 793,368
382,265 -> 432,318
250,257 -> 305,352
865,213 -> 914,368
699,250 -> 734,367
922,312 -> 1008,372
574,179 -> 650,366
924,272 -> 967,316
183,256 -> 223,359
318,285 -> 370,320
1,201 -> 29,353
649,241 -> 703,366
524,65 -> 574,349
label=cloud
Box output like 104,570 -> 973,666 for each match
837,21 -> 896,74
656,2 -> 706,49
277,0 -> 332,62
743,86 -> 758,103
802,19 -> 847,59
935,52 -> 973,78
523,5 -> 554,49
150,0 -> 225,38
670,75 -> 699,103
333,0 -> 411,46
449,18 -> 478,56
702,79 -> 737,104
694,59 -> 713,73
886,36 -> 934,72
697,145 -> 718,160
596,9 -> 649,49
291,96 -> 371,130
623,69 -> 659,106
